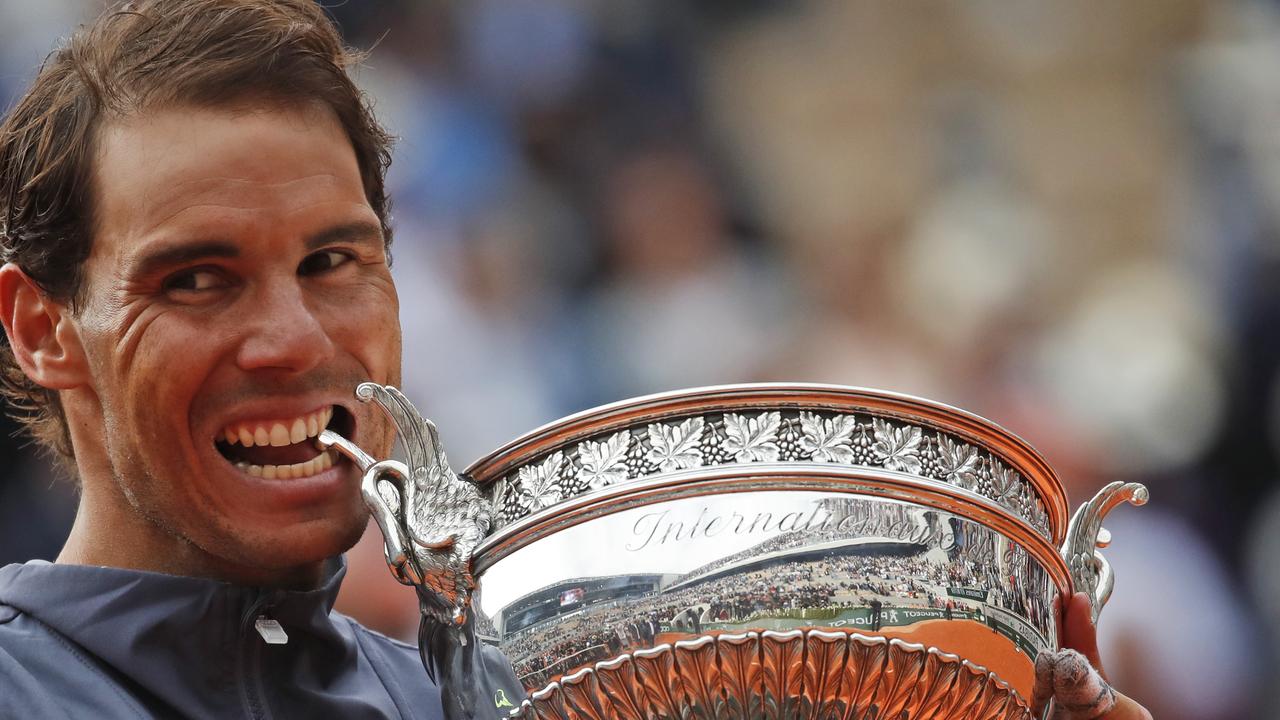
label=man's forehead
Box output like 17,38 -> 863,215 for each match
97,101 -> 347,166
91,103 -> 368,250
122,175 -> 355,236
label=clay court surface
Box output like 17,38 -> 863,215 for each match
869,619 -> 1032,696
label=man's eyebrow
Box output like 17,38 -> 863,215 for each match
129,240 -> 239,278
126,222 -> 383,278
305,221 -> 385,251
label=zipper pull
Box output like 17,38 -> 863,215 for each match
254,615 -> 289,645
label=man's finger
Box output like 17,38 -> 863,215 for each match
1060,591 -> 1107,679
1032,650 -> 1058,716
1108,693 -> 1155,720
1035,648 -> 1115,718
1033,648 -> 1153,720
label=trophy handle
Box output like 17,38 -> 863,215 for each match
318,385 -> 492,622
318,385 -> 512,720
361,459 -> 424,587
1059,481 -> 1149,624
317,430 -> 421,586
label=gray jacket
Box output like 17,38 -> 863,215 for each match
0,559 -> 501,719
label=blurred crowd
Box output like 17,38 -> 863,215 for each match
2,1 -> 1278,717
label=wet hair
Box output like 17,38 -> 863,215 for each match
0,0 -> 394,468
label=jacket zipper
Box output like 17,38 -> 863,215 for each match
237,590 -> 282,720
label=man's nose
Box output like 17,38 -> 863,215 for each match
235,282 -> 334,373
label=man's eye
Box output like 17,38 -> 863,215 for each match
299,250 -> 353,276
163,269 -> 227,293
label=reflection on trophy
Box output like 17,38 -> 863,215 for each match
321,383 -> 1146,720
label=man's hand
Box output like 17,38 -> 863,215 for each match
1030,592 -> 1152,719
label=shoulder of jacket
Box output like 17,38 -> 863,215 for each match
0,604 -> 153,719
0,612 -> 73,719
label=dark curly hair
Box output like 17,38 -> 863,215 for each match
0,0 -> 394,470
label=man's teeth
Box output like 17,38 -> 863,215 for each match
236,450 -> 336,480
221,407 -> 334,448
219,407 -> 340,480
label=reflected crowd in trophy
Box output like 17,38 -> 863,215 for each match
2,1 -> 1278,718
492,498 -> 1060,691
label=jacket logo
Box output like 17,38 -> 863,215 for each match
494,689 -> 513,709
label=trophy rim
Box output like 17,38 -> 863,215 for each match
464,382 -> 1070,543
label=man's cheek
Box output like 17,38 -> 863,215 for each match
340,315 -> 400,378
382,329 -> 403,387
133,361 -> 196,446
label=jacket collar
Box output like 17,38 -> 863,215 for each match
0,558 -> 354,715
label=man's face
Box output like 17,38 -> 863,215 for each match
72,103 -> 401,580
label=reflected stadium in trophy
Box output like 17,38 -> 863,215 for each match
322,383 -> 1147,719
487,496 -> 1055,698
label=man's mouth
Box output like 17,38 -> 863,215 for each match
214,405 -> 353,479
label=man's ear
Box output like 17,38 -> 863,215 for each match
0,262 -> 89,389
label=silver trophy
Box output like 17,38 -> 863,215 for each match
320,383 -> 1145,720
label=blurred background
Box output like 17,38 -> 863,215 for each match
1,1 -> 1277,717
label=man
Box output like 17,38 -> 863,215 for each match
0,1 -> 1148,718
0,1 -> 517,717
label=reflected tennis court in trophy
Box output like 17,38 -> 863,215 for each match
461,383 -> 1146,719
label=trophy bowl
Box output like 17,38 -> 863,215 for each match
459,384 -> 1146,719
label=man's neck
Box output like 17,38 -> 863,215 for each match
57,501 -> 327,590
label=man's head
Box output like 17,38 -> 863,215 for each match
1,0 -> 394,462
0,0 -> 403,585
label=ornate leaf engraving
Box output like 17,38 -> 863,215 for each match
645,417 -> 705,472
633,646 -> 683,718
1030,501 -> 1050,537
577,431 -> 631,490
672,637 -> 722,719
1012,484 -> 1035,522
592,655 -> 649,720
716,632 -> 763,719
803,630 -> 850,716
526,683 -> 567,720
560,667 -> 608,720
518,451 -> 566,510
489,476 -> 511,515
513,629 -> 1034,720
912,649 -> 965,717
933,663 -> 991,718
490,407 -> 1055,544
759,630 -> 805,719
989,463 -> 1021,504
877,640 -> 930,717
871,419 -> 923,474
723,411 -> 782,463
799,411 -> 858,464
935,434 -> 980,489
843,634 -> 889,713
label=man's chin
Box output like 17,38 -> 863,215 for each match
228,511 -> 370,586
332,512 -> 373,558
292,511 -> 371,564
